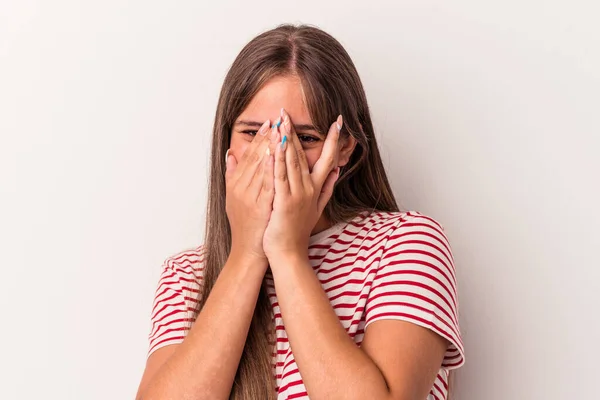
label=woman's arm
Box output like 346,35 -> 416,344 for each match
269,253 -> 447,400
136,252 -> 268,400
137,119 -> 276,399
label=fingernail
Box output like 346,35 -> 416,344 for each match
272,117 -> 281,129
259,119 -> 270,135
281,135 -> 287,150
266,147 -> 271,156
283,114 -> 290,133
225,149 -> 230,165
336,115 -> 343,132
280,107 -> 285,118
281,108 -> 290,127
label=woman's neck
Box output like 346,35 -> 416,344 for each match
311,214 -> 332,236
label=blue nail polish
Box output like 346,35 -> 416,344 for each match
276,119 -> 282,128
281,135 -> 287,148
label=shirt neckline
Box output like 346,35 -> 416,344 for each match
308,212 -> 369,246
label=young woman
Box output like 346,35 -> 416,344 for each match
136,24 -> 464,400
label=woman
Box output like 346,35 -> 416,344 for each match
136,24 -> 464,400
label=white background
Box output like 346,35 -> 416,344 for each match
1,1 -> 599,399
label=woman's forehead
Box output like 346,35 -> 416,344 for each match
238,76 -> 312,125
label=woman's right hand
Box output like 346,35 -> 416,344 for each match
225,119 -> 276,263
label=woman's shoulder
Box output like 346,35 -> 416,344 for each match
162,244 -> 206,283
351,210 -> 451,253
356,210 -> 447,232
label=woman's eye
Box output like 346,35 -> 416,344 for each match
243,130 -> 318,144
298,135 -> 318,143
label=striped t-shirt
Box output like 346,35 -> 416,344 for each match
147,211 -> 465,400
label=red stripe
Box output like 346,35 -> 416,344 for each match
438,373 -> 449,390
309,213 -> 399,250
279,367 -> 299,381
275,355 -> 297,369
172,266 -> 204,280
149,331 -> 186,354
382,246 -> 456,283
366,301 -> 461,342
309,218 -> 399,260
366,311 -> 464,353
149,311 -> 192,336
287,391 -> 309,399
284,356 -> 295,369
433,381 -> 446,399
445,353 -> 463,362
374,266 -> 458,310
388,239 -> 454,274
278,379 -> 303,393
366,289 -> 458,326
368,280 -> 458,326
173,256 -> 204,266
444,358 -> 464,368
328,287 -> 370,302
149,335 -> 185,355
177,275 -> 200,285
395,223 -> 452,261
319,278 -> 373,296
171,248 -> 205,262
183,295 -> 201,303
155,276 -> 180,293
313,233 -> 452,280
316,254 -> 383,276
313,234 -> 454,283
150,308 -> 182,333
406,212 -> 444,230
317,251 -> 456,306
308,236 -> 389,266
151,299 -> 196,323
149,317 -> 193,340
331,293 -> 369,309
151,290 -> 180,314
151,298 -> 184,320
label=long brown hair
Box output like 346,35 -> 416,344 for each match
197,24 -> 399,399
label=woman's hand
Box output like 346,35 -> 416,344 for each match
225,119 -> 276,262
263,109 -> 342,261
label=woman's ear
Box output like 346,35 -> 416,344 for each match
337,131 -> 358,167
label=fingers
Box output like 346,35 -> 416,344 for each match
235,120 -> 272,188
281,108 -> 310,194
311,115 -> 342,193
317,167 -> 340,214
257,151 -> 275,208
274,126 -> 290,198
247,145 -> 272,201
225,149 -> 237,185
248,120 -> 281,200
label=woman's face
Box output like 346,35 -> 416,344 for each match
229,75 -> 355,172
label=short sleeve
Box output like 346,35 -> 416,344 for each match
147,247 -> 204,358
364,213 -> 465,369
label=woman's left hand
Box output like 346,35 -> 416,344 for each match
263,109 -> 342,261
